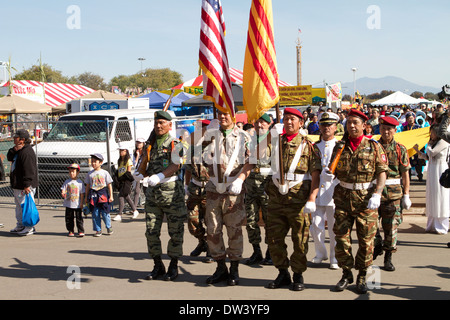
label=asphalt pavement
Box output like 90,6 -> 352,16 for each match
0,178 -> 449,302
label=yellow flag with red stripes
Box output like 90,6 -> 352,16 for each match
243,0 -> 279,123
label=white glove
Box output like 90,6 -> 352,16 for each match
303,201 -> 316,214
270,123 -> 284,136
148,173 -> 165,187
134,173 -> 144,181
367,193 -> 381,210
321,170 -> 335,183
228,178 -> 244,195
402,194 -> 412,210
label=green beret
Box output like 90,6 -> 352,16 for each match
259,113 -> 271,124
155,110 -> 172,121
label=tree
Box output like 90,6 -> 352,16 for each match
70,72 -> 108,90
410,91 -> 423,99
14,63 -> 71,83
109,68 -> 183,93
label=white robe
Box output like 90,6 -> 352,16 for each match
420,139 -> 450,233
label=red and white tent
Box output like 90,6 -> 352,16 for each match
172,68 -> 292,89
2,80 -> 95,108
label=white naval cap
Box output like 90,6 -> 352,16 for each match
318,111 -> 339,124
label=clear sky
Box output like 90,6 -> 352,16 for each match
1,0 -> 449,90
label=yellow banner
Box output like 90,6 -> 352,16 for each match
183,86 -> 203,95
308,127 -> 430,158
279,85 -> 312,106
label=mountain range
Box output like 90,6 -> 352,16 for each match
340,76 -> 441,96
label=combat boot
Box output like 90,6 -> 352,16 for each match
261,249 -> 273,265
190,238 -> 207,257
206,259 -> 229,284
291,272 -> 305,291
163,258 -> 179,281
356,271 -> 368,294
202,244 -> 214,263
145,256 -> 166,280
227,260 -> 240,286
245,244 -> 263,265
383,251 -> 395,271
335,269 -> 353,291
373,242 -> 383,260
267,269 -> 291,289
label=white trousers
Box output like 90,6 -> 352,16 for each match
13,188 -> 36,228
310,205 -> 337,264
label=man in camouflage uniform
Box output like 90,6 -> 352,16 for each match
265,108 -> 321,291
140,110 -> 187,282
374,116 -> 411,271
244,113 -> 273,265
328,109 -> 388,294
184,119 -> 213,263
203,109 -> 254,286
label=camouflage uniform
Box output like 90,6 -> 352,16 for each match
185,139 -> 210,242
375,139 -> 410,252
331,137 -> 389,272
266,133 -> 322,274
144,134 -> 187,259
244,132 -> 272,248
203,125 -> 251,261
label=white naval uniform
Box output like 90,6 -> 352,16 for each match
310,137 -> 339,267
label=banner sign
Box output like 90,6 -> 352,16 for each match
279,85 -> 312,106
326,82 -> 342,102
12,85 -> 45,104
184,86 -> 204,95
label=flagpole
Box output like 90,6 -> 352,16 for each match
275,102 -> 285,186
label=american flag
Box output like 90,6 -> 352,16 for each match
199,0 -> 235,119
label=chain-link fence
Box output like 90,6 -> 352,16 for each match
0,115 -> 205,209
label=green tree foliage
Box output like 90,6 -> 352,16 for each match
69,72 -> 108,91
14,63 -> 71,83
110,68 -> 183,92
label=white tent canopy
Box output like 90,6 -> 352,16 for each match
371,91 -> 421,106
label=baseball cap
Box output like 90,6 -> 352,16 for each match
68,163 -> 81,171
90,153 -> 104,162
13,129 -> 30,139
136,138 -> 146,143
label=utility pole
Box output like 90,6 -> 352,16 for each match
296,30 -> 302,86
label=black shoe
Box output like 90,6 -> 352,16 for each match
227,261 -> 239,286
206,260 -> 229,284
245,244 -> 263,265
145,256 -> 166,280
190,239 -> 207,257
291,272 -> 305,291
335,269 -> 353,291
356,273 -> 368,294
261,249 -> 273,265
163,258 -> 179,281
383,251 -> 395,271
267,269 -> 291,289
373,231 -> 383,261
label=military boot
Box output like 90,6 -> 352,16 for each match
356,271 -> 368,294
267,269 -> 292,289
163,258 -> 179,281
245,244 -> 263,265
202,243 -> 214,263
335,269 -> 353,291
206,259 -> 229,284
190,238 -> 207,257
145,256 -> 166,280
261,248 -> 273,265
383,251 -> 395,271
227,260 -> 240,286
291,272 -> 305,291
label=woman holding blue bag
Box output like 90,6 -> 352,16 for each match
7,129 -> 39,236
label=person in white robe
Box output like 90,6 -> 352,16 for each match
414,125 -> 449,234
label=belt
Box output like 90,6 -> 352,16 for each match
339,180 -> 376,190
252,167 -> 272,176
385,178 -> 401,185
191,178 -> 207,187
161,176 -> 178,184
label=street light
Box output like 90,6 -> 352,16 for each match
351,67 -> 357,102
138,58 -> 146,73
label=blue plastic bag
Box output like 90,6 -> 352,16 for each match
21,193 -> 40,227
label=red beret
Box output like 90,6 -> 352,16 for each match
348,109 -> 368,121
200,119 -> 211,127
284,107 -> 303,119
379,116 -> 399,127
